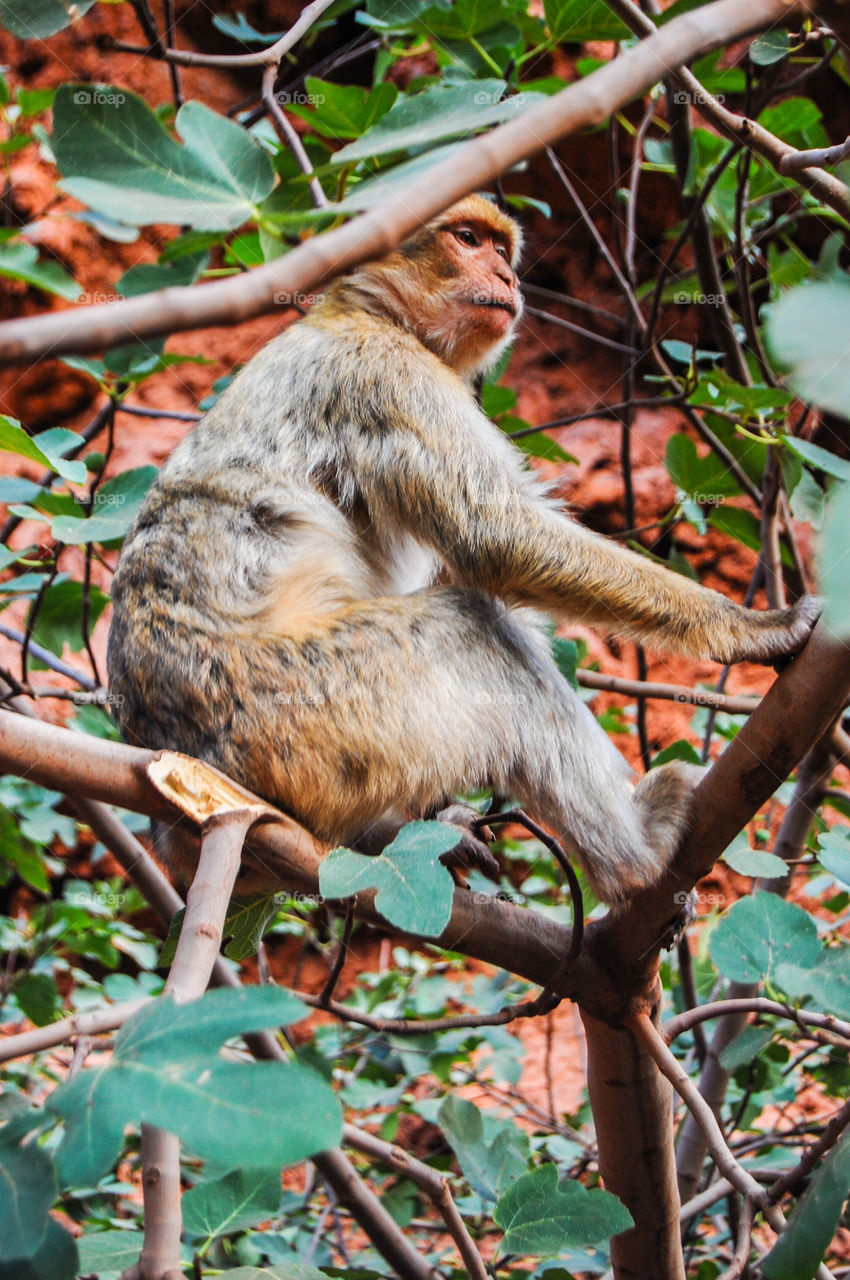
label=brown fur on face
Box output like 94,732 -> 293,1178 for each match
322,194 -> 524,378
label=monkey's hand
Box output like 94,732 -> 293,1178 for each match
436,804 -> 500,880
715,593 -> 820,666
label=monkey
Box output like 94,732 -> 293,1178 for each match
106,193 -> 818,908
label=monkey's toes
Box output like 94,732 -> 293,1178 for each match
436,804 -> 500,879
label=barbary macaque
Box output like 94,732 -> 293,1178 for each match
107,194 -> 817,905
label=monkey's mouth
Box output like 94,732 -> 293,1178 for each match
475,299 -> 518,318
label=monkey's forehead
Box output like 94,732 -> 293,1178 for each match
433,194 -> 523,265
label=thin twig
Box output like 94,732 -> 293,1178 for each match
716,1196 -> 754,1280
343,1127 -> 489,1280
261,64 -> 330,210
114,0 -> 339,69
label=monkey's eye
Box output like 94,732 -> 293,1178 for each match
453,227 -> 478,246
494,244 -> 509,260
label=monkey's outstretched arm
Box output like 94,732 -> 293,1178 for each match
344,369 -> 817,665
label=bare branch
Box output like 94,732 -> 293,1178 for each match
664,998 -> 850,1046
115,0 -> 338,69
0,997 -> 147,1065
344,1128 -> 488,1280
261,64 -> 329,210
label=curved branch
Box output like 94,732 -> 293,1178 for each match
664,998 -> 850,1046
115,0 -> 338,69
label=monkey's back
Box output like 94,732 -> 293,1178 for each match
107,309 -> 442,784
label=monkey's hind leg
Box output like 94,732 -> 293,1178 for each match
233,587 -> 699,909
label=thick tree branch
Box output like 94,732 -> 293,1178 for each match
570,622 -> 850,1015
0,0 -> 815,366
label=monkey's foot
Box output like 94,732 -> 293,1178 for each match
436,804 -> 500,880
588,761 -> 705,909
633,760 -> 703,859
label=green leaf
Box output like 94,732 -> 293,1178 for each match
340,141 -> 465,210
50,467 -> 157,545
787,465 -> 824,529
819,481 -> 850,639
319,821 -> 459,936
212,12 -> 284,45
665,433 -> 741,503
438,1096 -> 529,1201
207,1266 -> 330,1280
768,282 -> 850,422
0,476 -> 41,504
181,1167 -> 282,1237
722,835 -> 787,879
710,505 -> 791,564
494,1163 -> 632,1255
0,416 -> 86,485
719,1024 -> 774,1071
763,1129 -> 850,1280
287,78 -> 398,140
220,893 -> 280,961
26,580 -> 110,662
334,81 -> 545,163
509,427 -> 577,463
551,636 -> 579,687
76,1232 -> 144,1275
0,1217 -> 78,1280
0,242 -> 80,301
0,1133 -> 56,1258
750,29 -> 789,65
53,87 -> 275,231
816,829 -> 850,886
0,0 -> 94,38
651,740 -> 703,768
16,88 -> 55,118
776,946 -> 850,1018
782,435 -> 850,482
49,988 -> 340,1184
14,973 -> 59,1026
544,0 -> 630,41
709,892 -> 820,985
117,251 -> 207,296
161,894 -> 280,966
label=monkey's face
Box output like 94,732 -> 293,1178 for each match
432,211 -> 523,376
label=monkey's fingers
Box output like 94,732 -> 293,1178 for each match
436,804 -> 500,879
